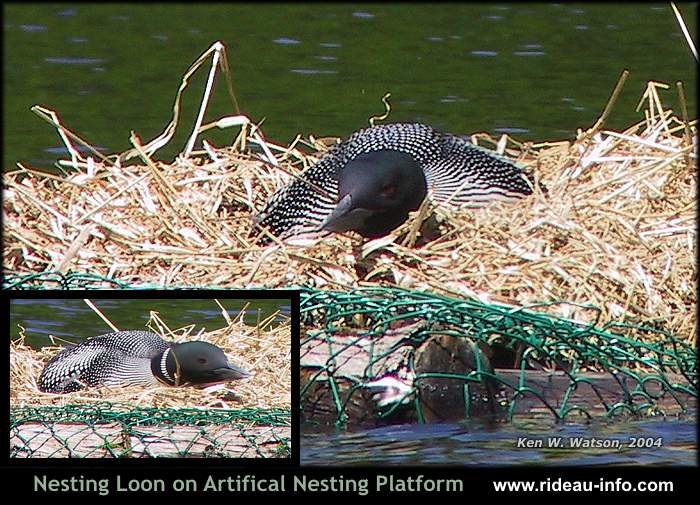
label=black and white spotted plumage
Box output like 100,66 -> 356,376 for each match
38,331 -> 250,394
38,331 -> 168,393
256,122 -> 536,239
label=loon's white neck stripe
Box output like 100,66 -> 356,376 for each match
160,348 -> 173,383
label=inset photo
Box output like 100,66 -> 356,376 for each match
9,294 -> 295,459
299,288 -> 696,466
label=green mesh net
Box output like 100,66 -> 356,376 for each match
4,272 -> 185,290
6,273 -> 696,431
10,402 -> 291,458
299,287 -> 696,428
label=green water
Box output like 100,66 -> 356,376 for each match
3,3 -> 696,171
10,297 -> 291,349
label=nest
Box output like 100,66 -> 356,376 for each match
10,302 -> 291,410
2,43 -> 696,343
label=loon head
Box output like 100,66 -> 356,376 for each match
153,341 -> 251,388
319,149 -> 428,238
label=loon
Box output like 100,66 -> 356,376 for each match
38,331 -> 250,394
256,122 -> 539,239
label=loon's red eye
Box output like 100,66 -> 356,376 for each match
381,184 -> 396,197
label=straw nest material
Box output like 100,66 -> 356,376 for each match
10,305 -> 291,410
2,77 -> 696,342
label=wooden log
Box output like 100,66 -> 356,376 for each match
495,369 -> 696,421
302,366 -> 695,427
10,422 -> 291,458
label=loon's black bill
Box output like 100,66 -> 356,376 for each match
318,194 -> 373,233
219,363 -> 251,381
318,194 -> 353,232
194,363 -> 251,389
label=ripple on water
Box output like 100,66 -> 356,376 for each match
301,417 -> 697,466
273,37 -> 301,45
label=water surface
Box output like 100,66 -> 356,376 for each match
10,297 -> 291,349
4,3 -> 696,171
301,417 -> 697,465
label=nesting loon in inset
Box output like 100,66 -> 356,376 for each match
256,122 -> 540,239
38,331 -> 250,394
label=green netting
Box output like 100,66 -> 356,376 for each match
5,272 -> 697,429
10,402 -> 291,458
298,287 -> 697,427
3,272 -> 192,290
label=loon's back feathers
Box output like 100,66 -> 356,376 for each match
256,122 -> 537,239
428,133 -> 534,203
38,331 -> 250,394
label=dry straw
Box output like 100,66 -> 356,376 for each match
3,42 -> 696,343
